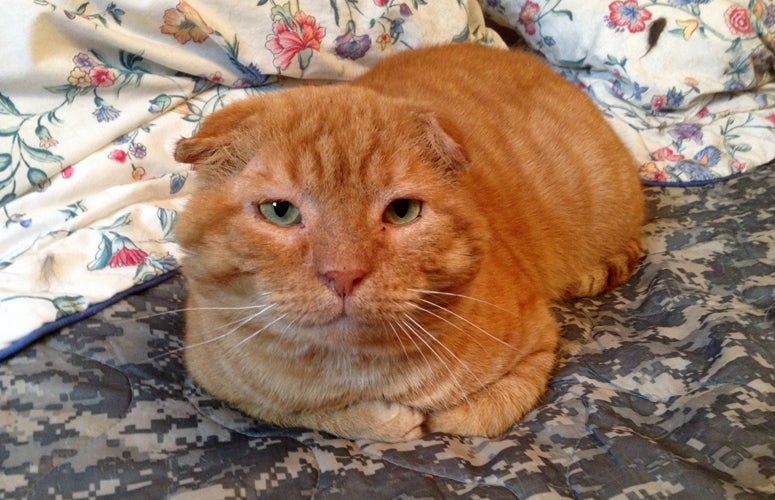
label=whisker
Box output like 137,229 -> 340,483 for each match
395,320 -> 437,383
386,321 -> 411,361
407,302 -> 487,352
401,315 -> 475,411
227,313 -> 288,354
147,303 -> 278,361
404,313 -> 493,391
113,293 -> 274,324
411,298 -> 521,353
407,288 -> 518,318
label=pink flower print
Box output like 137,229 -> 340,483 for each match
89,67 -> 115,87
36,125 -> 58,149
730,160 -> 746,172
373,0 -> 388,6
161,1 -> 214,44
109,238 -> 149,268
108,149 -> 127,163
266,12 -> 325,70
377,33 -> 391,50
651,147 -> 684,161
61,166 -> 75,179
518,1 -> 540,36
607,0 -> 652,33
651,94 -> 668,113
725,6 -> 754,35
768,113 -> 775,125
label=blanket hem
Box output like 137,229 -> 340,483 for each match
0,271 -> 179,361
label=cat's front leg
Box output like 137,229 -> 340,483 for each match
423,344 -> 556,438
297,401 -> 426,442
422,301 -> 558,438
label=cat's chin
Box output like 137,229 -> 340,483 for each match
291,312 -> 402,351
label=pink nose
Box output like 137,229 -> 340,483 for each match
322,269 -> 367,297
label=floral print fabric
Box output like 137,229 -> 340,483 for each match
481,0 -> 775,185
0,0 -> 497,356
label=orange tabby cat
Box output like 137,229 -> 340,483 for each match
174,44 -> 644,442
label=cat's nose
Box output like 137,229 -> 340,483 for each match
322,269 -> 367,297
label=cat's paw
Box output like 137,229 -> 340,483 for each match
565,237 -> 643,298
424,402 -> 515,438
318,401 -> 426,442
364,402 -> 426,442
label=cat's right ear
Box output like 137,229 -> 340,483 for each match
174,97 -> 264,174
174,136 -> 220,165
174,133 -> 249,179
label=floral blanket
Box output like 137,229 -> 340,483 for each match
0,0 -> 496,357
1,1 -> 775,370
483,0 -> 775,185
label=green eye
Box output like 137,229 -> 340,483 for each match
383,199 -> 422,225
257,200 -> 302,226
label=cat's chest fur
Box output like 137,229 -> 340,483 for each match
174,43 -> 644,441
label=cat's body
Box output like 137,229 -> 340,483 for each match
174,44 -> 644,441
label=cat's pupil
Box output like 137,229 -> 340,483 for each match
272,201 -> 290,217
392,199 -> 411,218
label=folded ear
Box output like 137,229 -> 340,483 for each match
174,96 -> 265,174
416,112 -> 469,177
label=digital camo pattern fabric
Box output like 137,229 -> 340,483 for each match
2,163 -> 774,498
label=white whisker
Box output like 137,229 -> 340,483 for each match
114,293 -> 274,324
411,297 -> 520,353
395,320 -> 436,382
402,315 -> 474,410
227,313 -> 288,353
404,313 -> 493,395
148,302 -> 278,361
407,302 -> 487,351
408,288 -> 518,318
387,321 -> 411,361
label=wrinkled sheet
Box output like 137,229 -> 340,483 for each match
0,0 -> 497,356
2,163 -> 773,498
483,0 -> 775,185
3,0 -> 775,362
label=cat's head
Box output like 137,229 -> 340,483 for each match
175,86 -> 486,347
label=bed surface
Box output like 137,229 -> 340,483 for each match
2,1 -> 775,498
3,162 -> 773,498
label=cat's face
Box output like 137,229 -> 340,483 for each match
175,87 -> 486,349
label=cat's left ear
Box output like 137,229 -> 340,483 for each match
416,113 -> 470,177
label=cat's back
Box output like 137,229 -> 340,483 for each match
353,44 -> 644,299
352,43 -> 573,119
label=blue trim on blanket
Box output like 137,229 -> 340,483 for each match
642,171 -> 744,188
0,271 -> 179,361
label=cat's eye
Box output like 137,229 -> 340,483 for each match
257,200 -> 302,226
383,199 -> 422,225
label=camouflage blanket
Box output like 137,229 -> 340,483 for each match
2,162 -> 773,498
